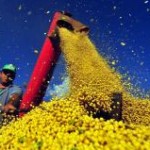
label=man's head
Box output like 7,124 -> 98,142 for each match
0,64 -> 17,84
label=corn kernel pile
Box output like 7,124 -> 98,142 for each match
0,28 -> 150,149
0,99 -> 150,150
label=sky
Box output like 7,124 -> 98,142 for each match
0,0 -> 150,100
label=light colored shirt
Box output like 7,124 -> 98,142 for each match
0,84 -> 23,111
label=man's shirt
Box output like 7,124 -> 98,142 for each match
0,84 -> 23,111
0,89 -> 3,94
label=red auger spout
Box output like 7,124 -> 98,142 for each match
19,11 -> 89,117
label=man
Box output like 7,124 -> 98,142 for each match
0,64 -> 23,117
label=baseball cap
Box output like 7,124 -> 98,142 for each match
2,64 -> 17,74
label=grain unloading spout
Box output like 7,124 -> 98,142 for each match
48,11 -> 89,40
19,11 -> 89,117
54,11 -> 89,34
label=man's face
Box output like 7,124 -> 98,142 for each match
0,70 -> 15,83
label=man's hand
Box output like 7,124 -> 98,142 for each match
2,94 -> 20,113
2,103 -> 16,113
1,93 -> 21,114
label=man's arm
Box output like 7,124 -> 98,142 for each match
2,93 -> 22,113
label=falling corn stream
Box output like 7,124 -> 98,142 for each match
0,28 -> 150,150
